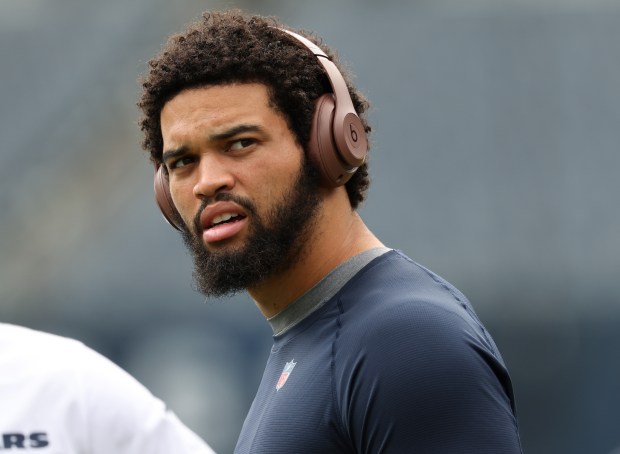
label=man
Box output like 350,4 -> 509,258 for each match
138,10 -> 523,453
0,323 -> 215,453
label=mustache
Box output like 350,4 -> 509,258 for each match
192,192 -> 258,235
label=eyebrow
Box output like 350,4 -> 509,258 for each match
162,146 -> 189,164
208,124 -> 265,141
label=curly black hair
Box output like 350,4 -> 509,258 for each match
138,10 -> 371,208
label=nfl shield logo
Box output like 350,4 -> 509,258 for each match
276,359 -> 297,391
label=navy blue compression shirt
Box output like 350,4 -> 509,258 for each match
235,250 -> 522,453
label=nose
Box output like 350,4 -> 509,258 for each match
193,153 -> 235,199
192,154 -> 235,200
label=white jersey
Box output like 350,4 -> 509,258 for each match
0,323 -> 216,453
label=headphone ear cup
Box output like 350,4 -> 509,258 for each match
308,94 -> 358,187
154,165 -> 182,230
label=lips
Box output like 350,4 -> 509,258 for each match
200,202 -> 248,244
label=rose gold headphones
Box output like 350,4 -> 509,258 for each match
153,28 -> 368,230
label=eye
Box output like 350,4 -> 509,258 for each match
167,156 -> 195,170
229,138 -> 256,151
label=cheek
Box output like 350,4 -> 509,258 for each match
251,153 -> 302,201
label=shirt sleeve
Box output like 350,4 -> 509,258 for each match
335,301 -> 522,454
73,343 -> 216,454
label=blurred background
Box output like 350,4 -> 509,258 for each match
1,0 -> 619,452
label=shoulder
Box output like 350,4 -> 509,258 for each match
0,323 -> 151,402
0,322 -> 83,348
328,256 -> 520,452
333,250 -> 513,408
339,250 -> 468,306
0,323 -> 96,377
336,251 -> 492,353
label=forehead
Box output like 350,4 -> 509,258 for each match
160,83 -> 277,136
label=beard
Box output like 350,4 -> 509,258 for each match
179,162 -> 322,298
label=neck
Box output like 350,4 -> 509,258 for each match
248,189 -> 383,318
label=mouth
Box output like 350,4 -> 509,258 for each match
209,212 -> 246,228
202,208 -> 249,244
